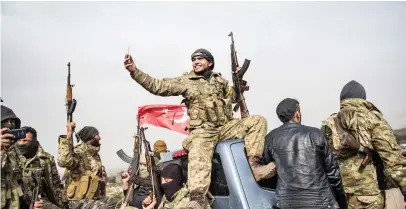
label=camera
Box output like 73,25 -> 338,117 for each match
3,128 -> 26,141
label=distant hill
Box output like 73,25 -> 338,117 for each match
395,128 -> 406,143
106,167 -> 127,177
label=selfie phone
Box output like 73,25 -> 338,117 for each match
4,128 -> 26,141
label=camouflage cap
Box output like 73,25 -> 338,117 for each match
191,48 -> 215,68
154,140 -> 167,153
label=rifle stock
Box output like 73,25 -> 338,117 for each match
228,32 -> 250,118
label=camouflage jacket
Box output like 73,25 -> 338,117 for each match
20,145 -> 64,208
322,98 -> 406,194
131,69 -> 236,129
322,112 -> 380,196
157,184 -> 213,209
1,145 -> 24,209
57,135 -> 105,200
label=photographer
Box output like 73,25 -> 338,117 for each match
1,105 -> 43,209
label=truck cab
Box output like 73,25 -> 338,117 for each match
160,139 -> 277,209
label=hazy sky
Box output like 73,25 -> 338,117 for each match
2,1 -> 406,173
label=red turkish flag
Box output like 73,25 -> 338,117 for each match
137,104 -> 189,135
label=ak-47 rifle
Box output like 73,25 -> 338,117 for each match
66,62 -> 77,146
29,170 -> 43,209
118,116 -> 143,208
228,32 -> 250,118
140,127 -> 163,209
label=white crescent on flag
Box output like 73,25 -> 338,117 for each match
174,107 -> 189,123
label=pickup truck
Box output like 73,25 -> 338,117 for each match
160,139 -> 277,209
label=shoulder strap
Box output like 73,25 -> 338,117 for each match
334,113 -> 358,147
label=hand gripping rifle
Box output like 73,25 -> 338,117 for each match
228,32 -> 250,118
66,62 -> 77,147
29,170 -> 43,209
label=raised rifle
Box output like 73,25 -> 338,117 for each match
119,116 -> 143,208
29,170 -> 43,209
66,62 -> 77,146
228,32 -> 250,118
140,127 -> 163,209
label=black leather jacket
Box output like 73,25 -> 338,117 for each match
262,123 -> 348,209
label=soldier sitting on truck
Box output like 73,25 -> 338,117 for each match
124,48 -> 276,209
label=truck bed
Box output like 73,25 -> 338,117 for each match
160,139 -> 277,209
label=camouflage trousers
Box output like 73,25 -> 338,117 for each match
182,115 -> 267,200
347,194 -> 384,209
67,196 -> 122,209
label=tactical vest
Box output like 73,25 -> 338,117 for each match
65,151 -> 103,200
180,72 -> 233,128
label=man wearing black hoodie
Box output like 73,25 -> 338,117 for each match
262,98 -> 347,209
1,105 -> 44,209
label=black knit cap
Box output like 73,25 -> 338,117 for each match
161,163 -> 184,181
340,80 -> 366,101
276,98 -> 299,123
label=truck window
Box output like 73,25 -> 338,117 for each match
243,148 -> 278,191
258,176 -> 277,191
209,153 -> 229,196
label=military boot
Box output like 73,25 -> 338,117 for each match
248,156 -> 277,181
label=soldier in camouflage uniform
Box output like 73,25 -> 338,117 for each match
322,80 -> 406,209
1,105 -> 25,209
17,126 -> 64,209
1,105 -> 43,209
142,163 -> 214,209
58,121 -> 121,209
124,48 -> 275,209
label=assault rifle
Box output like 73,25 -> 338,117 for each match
117,127 -> 163,209
228,32 -> 250,118
140,127 -> 163,208
66,62 -> 77,145
29,170 -> 43,209
118,116 -> 142,208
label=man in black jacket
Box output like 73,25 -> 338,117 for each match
262,98 -> 347,209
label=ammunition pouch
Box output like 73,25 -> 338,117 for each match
66,171 -> 99,200
203,99 -> 233,126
